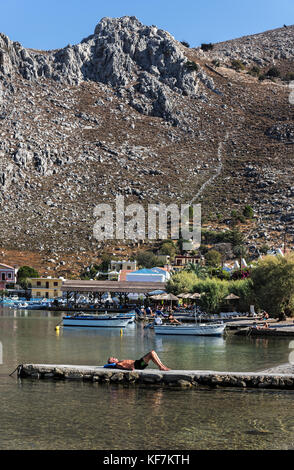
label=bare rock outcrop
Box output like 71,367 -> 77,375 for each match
0,16 -> 216,122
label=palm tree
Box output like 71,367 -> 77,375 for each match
184,263 -> 208,279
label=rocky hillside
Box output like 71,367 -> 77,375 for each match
0,17 -> 293,275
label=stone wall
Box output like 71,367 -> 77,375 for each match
17,364 -> 294,390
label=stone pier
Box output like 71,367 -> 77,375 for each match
16,364 -> 294,390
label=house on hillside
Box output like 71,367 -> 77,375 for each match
109,260 -> 137,281
110,260 -> 137,272
172,254 -> 205,270
0,264 -> 18,289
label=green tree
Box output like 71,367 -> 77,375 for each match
99,254 -> 112,272
251,254 -> 294,316
166,271 -> 198,295
136,251 -> 160,269
17,266 -> 39,288
229,226 -> 245,248
205,250 -> 222,267
184,263 -> 208,279
160,241 -> 176,258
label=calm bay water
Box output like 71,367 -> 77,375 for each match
0,307 -> 293,450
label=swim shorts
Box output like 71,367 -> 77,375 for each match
134,357 -> 148,370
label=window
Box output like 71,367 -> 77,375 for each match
7,273 -> 12,279
54,282 -> 58,287
37,281 -> 41,287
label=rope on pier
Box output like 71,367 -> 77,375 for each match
9,365 -> 21,376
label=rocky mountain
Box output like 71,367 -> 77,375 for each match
0,17 -> 293,275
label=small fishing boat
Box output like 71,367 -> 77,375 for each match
62,313 -> 134,328
154,322 -> 226,336
115,311 -> 136,323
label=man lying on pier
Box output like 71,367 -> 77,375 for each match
105,350 -> 170,371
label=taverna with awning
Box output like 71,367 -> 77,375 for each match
61,279 -> 166,304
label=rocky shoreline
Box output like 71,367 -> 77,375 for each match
16,363 -> 294,390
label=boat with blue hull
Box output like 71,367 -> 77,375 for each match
62,313 -> 135,328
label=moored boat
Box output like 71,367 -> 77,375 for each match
154,322 -> 226,336
62,313 -> 134,328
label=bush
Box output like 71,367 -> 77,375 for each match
201,229 -> 231,244
201,43 -> 214,51
266,67 -> 281,78
231,59 -> 245,71
181,40 -> 190,48
283,72 -> 294,82
243,205 -> 254,219
212,59 -> 220,67
248,66 -> 260,77
185,60 -> 199,72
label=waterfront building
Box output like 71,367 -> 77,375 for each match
28,277 -> 64,299
0,263 -> 17,289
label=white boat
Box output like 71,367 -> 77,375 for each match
116,311 -> 136,323
154,322 -> 226,336
62,314 -> 134,328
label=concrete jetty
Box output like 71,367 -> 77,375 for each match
16,363 -> 294,390
235,326 -> 294,337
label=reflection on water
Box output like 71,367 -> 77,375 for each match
0,308 -> 293,450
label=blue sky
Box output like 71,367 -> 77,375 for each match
1,0 -> 293,50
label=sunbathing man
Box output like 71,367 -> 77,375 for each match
106,350 -> 170,371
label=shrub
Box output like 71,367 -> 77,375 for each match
243,205 -> 254,219
185,60 -> 199,72
248,66 -> 260,77
212,59 -> 220,67
181,40 -> 190,48
201,43 -> 214,51
201,229 -> 231,244
266,67 -> 281,78
283,72 -> 294,82
231,59 -> 245,71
